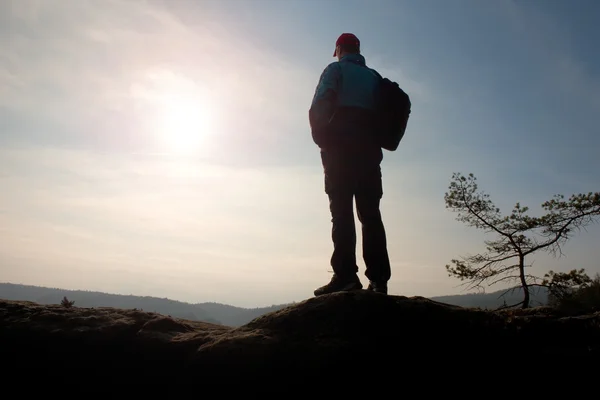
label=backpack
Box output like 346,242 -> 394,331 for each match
372,75 -> 411,151
321,59 -> 411,152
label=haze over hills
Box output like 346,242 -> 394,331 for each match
0,282 -> 548,326
0,282 -> 288,326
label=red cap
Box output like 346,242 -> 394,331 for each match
333,33 -> 360,56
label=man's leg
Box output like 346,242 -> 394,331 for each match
314,151 -> 362,296
314,190 -> 363,296
328,191 -> 359,277
355,164 -> 391,293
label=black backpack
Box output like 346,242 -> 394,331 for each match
372,73 -> 411,151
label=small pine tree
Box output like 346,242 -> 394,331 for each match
444,172 -> 600,308
546,273 -> 600,313
61,296 -> 75,308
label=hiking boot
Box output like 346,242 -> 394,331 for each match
367,280 -> 388,294
314,273 -> 363,296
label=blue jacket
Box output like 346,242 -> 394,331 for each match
309,53 -> 381,149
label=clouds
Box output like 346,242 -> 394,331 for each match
0,0 -> 321,161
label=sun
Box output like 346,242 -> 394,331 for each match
160,94 -> 212,155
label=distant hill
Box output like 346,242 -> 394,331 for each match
0,283 -> 288,326
431,286 -> 549,309
0,282 -> 548,326
195,301 -> 291,327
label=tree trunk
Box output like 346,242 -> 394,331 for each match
518,254 -> 530,308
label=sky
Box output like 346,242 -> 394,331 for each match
1,0 -> 599,308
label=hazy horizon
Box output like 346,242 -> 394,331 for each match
1,0 -> 599,308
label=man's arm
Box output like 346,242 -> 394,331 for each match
309,62 -> 341,147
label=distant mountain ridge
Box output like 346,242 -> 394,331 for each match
431,286 -> 548,308
0,282 -> 548,326
0,282 -> 288,326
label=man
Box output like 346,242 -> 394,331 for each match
309,33 -> 391,296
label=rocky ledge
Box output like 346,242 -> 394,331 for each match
1,291 -> 598,387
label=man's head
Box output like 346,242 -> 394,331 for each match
333,33 -> 360,60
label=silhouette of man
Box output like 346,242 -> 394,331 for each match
309,33 -> 391,296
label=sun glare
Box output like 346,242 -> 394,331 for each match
160,95 -> 212,155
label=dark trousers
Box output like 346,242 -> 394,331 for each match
321,147 -> 391,283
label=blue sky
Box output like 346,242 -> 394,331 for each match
1,0 -> 598,307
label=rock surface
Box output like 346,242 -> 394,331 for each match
1,291 -> 598,386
